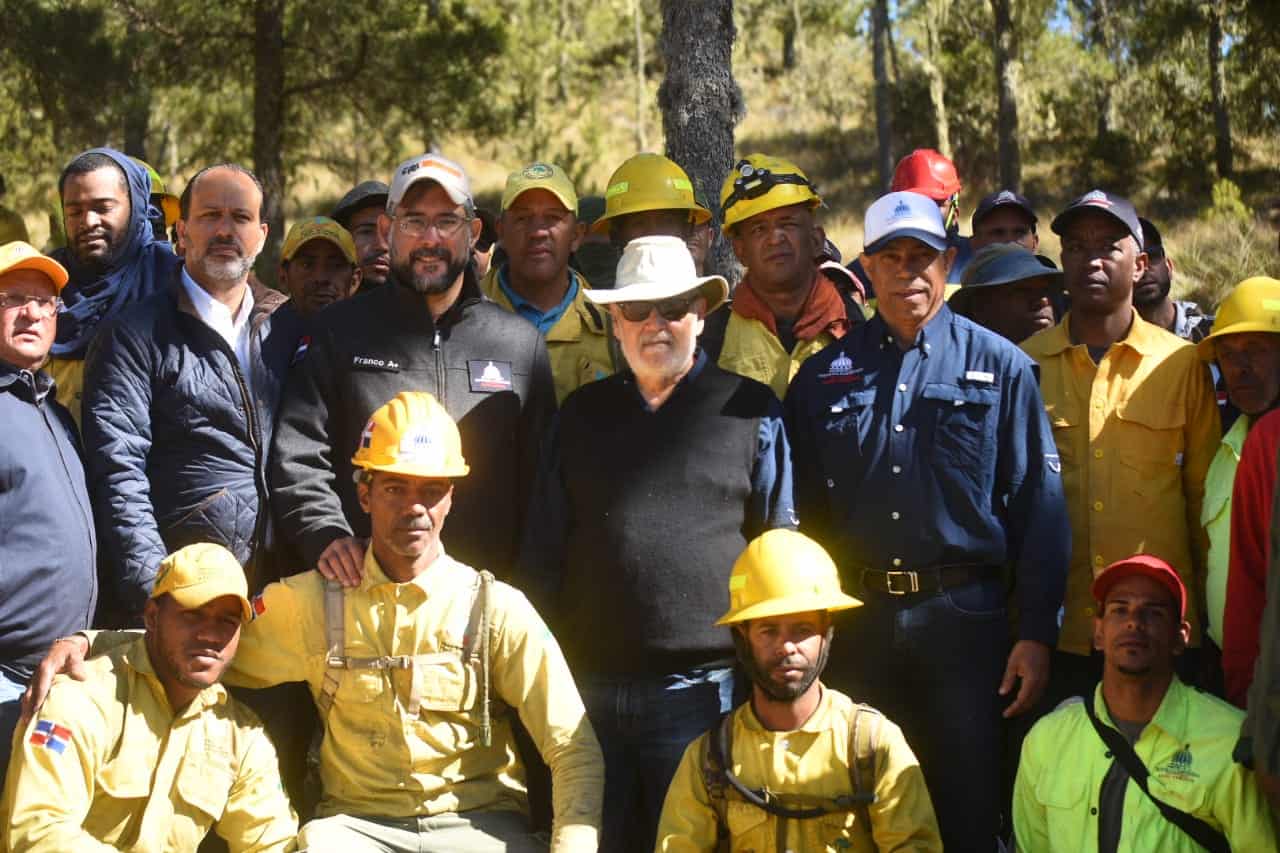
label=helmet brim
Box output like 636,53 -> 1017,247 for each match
715,591 -> 863,626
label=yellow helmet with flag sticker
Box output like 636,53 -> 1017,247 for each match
719,153 -> 822,233
351,392 -> 469,478
716,530 -> 861,625
591,153 -> 712,235
1197,276 -> 1280,361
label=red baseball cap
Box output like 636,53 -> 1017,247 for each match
1091,554 -> 1186,620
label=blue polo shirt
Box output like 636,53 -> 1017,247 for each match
497,267 -> 579,335
784,304 -> 1068,645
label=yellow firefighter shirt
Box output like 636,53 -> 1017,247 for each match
480,266 -> 614,404
2,636 -> 297,853
228,548 -> 603,852
717,311 -> 838,401
1022,311 -> 1219,655
655,686 -> 943,852
1013,677 -> 1277,852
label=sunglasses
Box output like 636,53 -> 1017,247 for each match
616,294 -> 699,323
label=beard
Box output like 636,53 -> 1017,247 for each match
733,626 -> 832,702
392,246 -> 468,295
193,237 -> 258,285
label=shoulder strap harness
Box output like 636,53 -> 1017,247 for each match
317,571 -> 498,747
700,703 -> 881,850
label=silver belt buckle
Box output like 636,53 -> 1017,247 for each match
884,570 -> 920,595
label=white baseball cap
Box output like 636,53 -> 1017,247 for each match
863,191 -> 948,255
386,153 -> 473,214
584,236 -> 728,313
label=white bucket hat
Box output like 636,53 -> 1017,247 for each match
585,236 -> 728,313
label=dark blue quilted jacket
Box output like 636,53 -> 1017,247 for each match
82,268 -> 301,622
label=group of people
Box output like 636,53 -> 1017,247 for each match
0,140 -> 1277,853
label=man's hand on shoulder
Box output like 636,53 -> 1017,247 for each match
19,635 -> 91,726
316,536 -> 367,588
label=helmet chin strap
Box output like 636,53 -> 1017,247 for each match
733,625 -> 833,703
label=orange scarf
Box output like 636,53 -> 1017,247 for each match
732,269 -> 850,342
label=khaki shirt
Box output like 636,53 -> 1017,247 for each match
1022,311 -> 1219,654
2,636 -> 296,853
480,266 -> 614,404
229,549 -> 602,852
656,687 -> 942,852
717,311 -> 837,400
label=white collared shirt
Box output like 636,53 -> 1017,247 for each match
180,268 -> 255,392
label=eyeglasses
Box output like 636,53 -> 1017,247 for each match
616,294 -> 699,323
394,214 -> 470,240
0,292 -> 63,318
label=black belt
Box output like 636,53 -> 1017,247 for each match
859,563 -> 995,596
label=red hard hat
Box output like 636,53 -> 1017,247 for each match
891,149 -> 962,200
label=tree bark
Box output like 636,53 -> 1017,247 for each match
1091,0 -> 1116,141
658,0 -> 745,282
122,20 -> 150,160
782,0 -> 802,70
1208,0 -> 1233,178
991,0 -> 1022,189
253,0 -> 286,288
921,7 -> 951,159
632,0 -> 648,151
872,0 -> 894,193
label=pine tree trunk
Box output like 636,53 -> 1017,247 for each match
1092,0 -> 1116,141
253,0 -> 286,288
632,0 -> 648,151
1208,0 -> 1233,178
992,0 -> 1022,189
922,14 -> 951,159
658,0 -> 745,282
872,0 -> 894,193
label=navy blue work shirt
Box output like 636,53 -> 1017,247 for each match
784,304 -> 1068,646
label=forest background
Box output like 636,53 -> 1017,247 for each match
1,0 -> 1278,307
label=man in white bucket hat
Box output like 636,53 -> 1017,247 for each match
518,235 -> 799,852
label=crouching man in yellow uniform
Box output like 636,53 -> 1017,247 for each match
3,543 -> 298,852
655,530 -> 942,852
23,391 -> 603,852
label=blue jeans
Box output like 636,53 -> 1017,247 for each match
0,666 -> 29,779
579,666 -> 735,853
824,579 -> 1011,851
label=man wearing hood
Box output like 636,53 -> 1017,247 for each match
47,148 -> 181,430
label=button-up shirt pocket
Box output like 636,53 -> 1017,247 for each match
814,389 -> 877,510
413,652 -> 479,714
1034,768 -> 1091,844
1114,394 -> 1187,520
922,382 -> 999,489
175,751 -> 234,821
725,799 -> 771,851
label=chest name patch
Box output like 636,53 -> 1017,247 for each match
352,355 -> 401,372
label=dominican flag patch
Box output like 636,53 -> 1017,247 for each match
291,336 -> 312,366
30,720 -> 71,754
250,594 -> 267,621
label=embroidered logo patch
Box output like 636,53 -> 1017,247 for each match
291,335 -> 311,366
30,720 -> 71,754
468,360 -> 513,392
1156,744 -> 1199,782
819,353 -> 863,385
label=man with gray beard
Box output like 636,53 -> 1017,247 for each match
270,153 -> 555,584
82,163 -> 305,622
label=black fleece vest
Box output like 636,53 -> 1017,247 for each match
556,360 -> 773,675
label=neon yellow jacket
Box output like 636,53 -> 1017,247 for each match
1013,677 -> 1276,852
46,356 -> 85,432
230,548 -> 602,852
656,687 -> 942,852
717,311 -> 838,400
480,266 -> 614,404
1202,415 -> 1250,648
3,636 -> 297,852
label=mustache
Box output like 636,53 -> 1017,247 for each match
400,516 -> 435,532
410,247 -> 451,264
360,249 -> 389,266
208,236 -> 246,256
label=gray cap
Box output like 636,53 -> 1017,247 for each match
331,180 -> 389,227
960,243 -> 1063,291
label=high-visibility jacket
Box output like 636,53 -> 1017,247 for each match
480,266 -> 615,404
1202,414 -> 1250,648
1013,678 -> 1275,852
717,311 -> 838,400
656,686 -> 942,852
2,636 -> 297,852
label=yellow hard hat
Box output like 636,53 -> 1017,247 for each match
591,153 -> 712,235
1197,276 -> 1280,361
719,153 -> 821,233
716,530 -> 862,626
351,392 -> 469,478
130,157 -> 181,228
